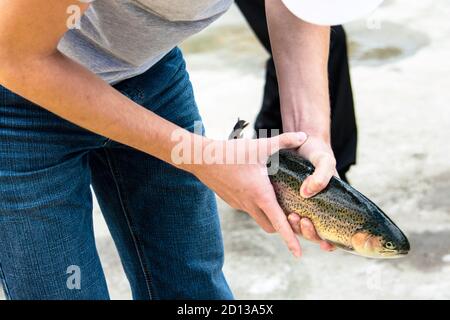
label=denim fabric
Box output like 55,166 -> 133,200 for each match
0,48 -> 232,300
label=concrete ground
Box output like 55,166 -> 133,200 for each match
1,0 -> 449,300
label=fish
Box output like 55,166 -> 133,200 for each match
230,119 -> 410,259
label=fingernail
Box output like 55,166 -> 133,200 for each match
289,247 -> 297,256
297,132 -> 307,142
301,186 -> 312,198
300,219 -> 308,228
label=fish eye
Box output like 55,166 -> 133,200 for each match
385,241 -> 396,250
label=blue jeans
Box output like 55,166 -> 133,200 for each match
0,48 -> 232,300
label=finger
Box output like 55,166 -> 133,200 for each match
250,207 -> 276,233
320,241 -> 337,252
299,218 -> 323,243
300,154 -> 336,198
259,197 -> 302,258
290,215 -> 336,252
269,132 -> 308,154
334,170 -> 340,179
300,218 -> 336,252
287,214 -> 302,235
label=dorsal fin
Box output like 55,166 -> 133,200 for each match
228,118 -> 249,140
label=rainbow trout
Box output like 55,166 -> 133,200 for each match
231,120 -> 410,259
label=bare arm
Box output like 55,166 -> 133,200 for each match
0,0 -> 311,257
266,1 -> 331,142
266,0 -> 337,250
0,0 -> 191,167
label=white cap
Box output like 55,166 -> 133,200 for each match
281,0 -> 384,26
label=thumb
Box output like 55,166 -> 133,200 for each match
270,132 -> 308,154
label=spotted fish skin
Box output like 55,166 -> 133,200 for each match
268,150 -> 410,258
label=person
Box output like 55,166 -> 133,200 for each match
236,0 -> 357,182
0,0 -> 383,300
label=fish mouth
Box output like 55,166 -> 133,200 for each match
378,249 -> 409,258
396,250 -> 410,256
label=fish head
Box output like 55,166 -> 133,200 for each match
351,223 -> 410,258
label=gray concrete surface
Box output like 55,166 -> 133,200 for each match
1,0 -> 450,300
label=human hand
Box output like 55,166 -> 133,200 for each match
297,136 -> 339,198
189,132 -> 308,257
290,135 -> 338,251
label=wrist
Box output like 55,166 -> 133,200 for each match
297,136 -> 336,167
301,129 -> 331,145
282,110 -> 331,145
280,95 -> 331,144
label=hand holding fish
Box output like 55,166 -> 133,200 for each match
287,214 -> 336,252
297,136 -> 339,198
224,120 -> 409,258
190,132 -> 333,258
287,135 -> 338,252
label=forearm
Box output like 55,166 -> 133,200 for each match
0,51 -> 197,169
266,0 -> 331,142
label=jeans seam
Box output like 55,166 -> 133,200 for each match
0,261 -> 11,300
103,148 -> 155,300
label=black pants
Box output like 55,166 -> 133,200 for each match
236,0 -> 357,179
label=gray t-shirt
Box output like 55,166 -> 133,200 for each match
58,0 -> 233,84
